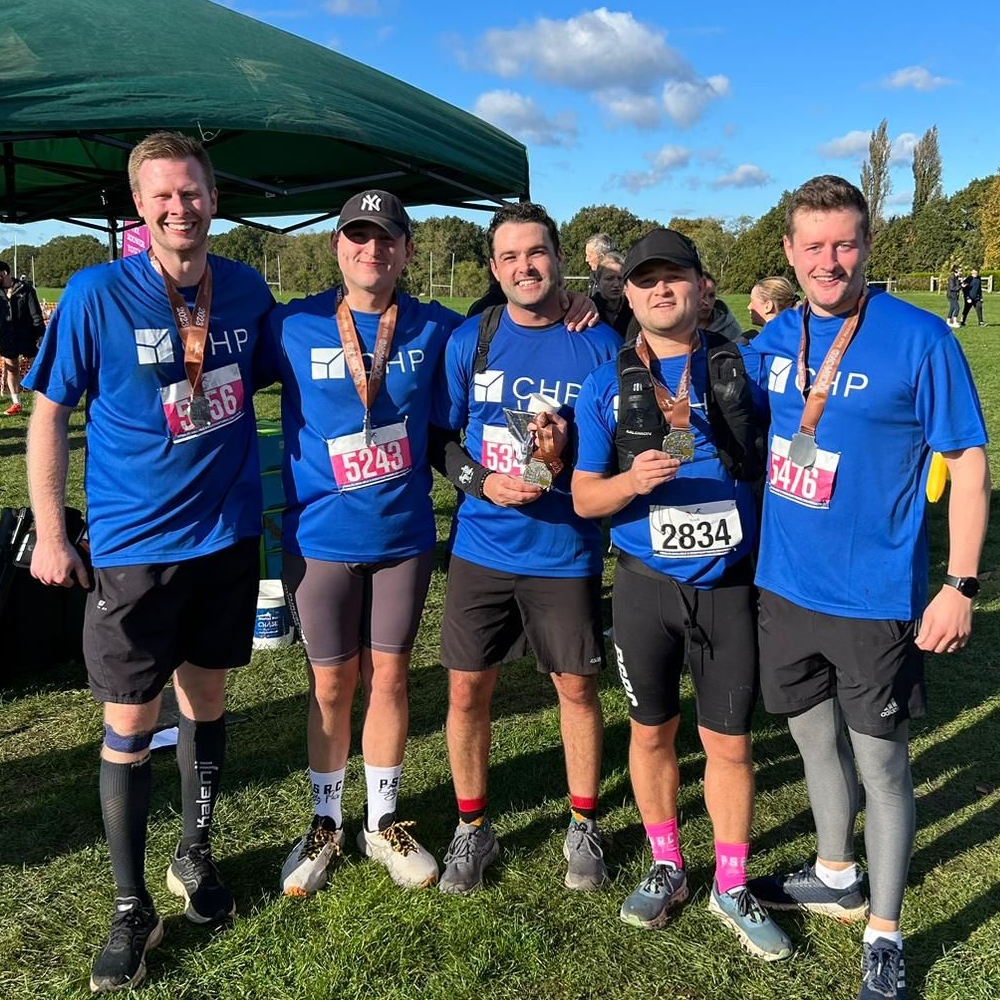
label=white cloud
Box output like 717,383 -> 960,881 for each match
610,144 -> 691,194
469,8 -> 726,129
819,131 -> 872,159
472,91 -> 578,148
881,66 -> 953,92
890,132 -> 919,166
662,75 -> 730,128
886,190 -> 914,207
592,90 -> 662,129
711,164 -> 773,189
324,0 -> 381,14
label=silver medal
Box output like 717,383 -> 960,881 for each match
523,460 -> 554,490
788,432 -> 818,468
188,394 -> 212,428
503,408 -> 535,466
662,429 -> 695,463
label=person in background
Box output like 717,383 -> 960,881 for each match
591,250 -> 633,338
698,271 -> 744,342
960,268 -> 985,327
747,276 -> 799,332
585,232 -> 615,295
945,266 -> 962,328
0,260 -> 46,416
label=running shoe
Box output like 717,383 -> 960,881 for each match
89,896 -> 163,993
747,862 -> 869,922
563,817 -> 607,890
707,883 -> 794,961
619,862 -> 689,929
166,843 -> 236,923
280,814 -> 345,896
357,816 -> 439,888
438,818 -> 500,894
859,937 -> 907,999
3,402 -> 22,416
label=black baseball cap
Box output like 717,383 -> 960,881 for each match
337,189 -> 411,239
623,229 -> 702,282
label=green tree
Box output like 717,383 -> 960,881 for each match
34,235 -> 106,286
276,231 -> 339,295
406,216 -> 486,298
947,175 -> 992,266
208,225 -> 271,272
860,119 -> 892,233
911,198 -> 956,271
979,173 -> 1000,271
558,205 -> 661,285
911,125 -> 943,215
720,194 -> 794,293
667,217 -> 736,282
868,215 -> 915,279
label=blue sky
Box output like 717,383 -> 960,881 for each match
6,0 -> 1000,250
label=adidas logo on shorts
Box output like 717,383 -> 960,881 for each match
880,698 -> 900,719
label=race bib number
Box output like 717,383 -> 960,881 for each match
768,434 -> 839,508
160,363 -> 245,441
328,421 -> 412,491
481,424 -> 524,478
649,500 -> 743,558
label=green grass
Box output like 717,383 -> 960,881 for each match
2,296 -> 1000,998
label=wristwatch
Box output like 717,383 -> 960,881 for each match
943,574 -> 980,598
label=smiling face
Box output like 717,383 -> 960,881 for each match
490,221 -> 563,321
131,156 -> 217,269
625,260 -> 703,351
334,221 -> 413,307
783,207 -> 870,317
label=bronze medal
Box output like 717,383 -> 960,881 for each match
662,429 -> 695,463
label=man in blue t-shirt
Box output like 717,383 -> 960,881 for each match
745,175 -> 990,1000
429,202 -> 620,895
24,132 -> 274,994
572,229 -> 791,962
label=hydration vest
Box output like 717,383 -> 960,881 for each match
615,332 -> 765,482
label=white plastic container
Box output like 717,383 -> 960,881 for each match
253,579 -> 294,649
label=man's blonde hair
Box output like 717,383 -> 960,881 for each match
127,131 -> 216,193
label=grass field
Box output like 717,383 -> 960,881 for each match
1,293 -> 999,999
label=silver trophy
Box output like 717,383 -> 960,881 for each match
504,408 -> 553,489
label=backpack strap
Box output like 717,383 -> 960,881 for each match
473,305 -> 506,376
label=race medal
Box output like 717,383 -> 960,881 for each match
188,394 -> 212,428
662,429 -> 695,463
787,431 -> 818,469
523,460 -> 554,490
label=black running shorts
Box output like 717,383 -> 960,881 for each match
83,537 -> 260,705
757,589 -> 925,737
612,555 -> 758,733
439,555 -> 606,675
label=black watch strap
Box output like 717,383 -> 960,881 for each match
943,574 -> 980,598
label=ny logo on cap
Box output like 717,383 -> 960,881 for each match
361,193 -> 382,212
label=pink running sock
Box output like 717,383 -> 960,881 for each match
714,841 -> 749,895
645,818 -> 683,868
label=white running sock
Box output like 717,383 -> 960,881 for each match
364,763 -> 402,831
310,768 -> 345,826
815,858 -> 859,889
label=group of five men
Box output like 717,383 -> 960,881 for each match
24,133 -> 988,1000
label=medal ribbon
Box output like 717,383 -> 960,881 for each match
152,253 -> 213,403
334,287 -> 398,436
634,331 -> 695,431
794,292 -> 867,443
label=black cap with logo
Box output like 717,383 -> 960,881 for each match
623,229 -> 702,282
337,189 -> 412,239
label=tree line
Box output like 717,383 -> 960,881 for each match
5,125 -> 997,296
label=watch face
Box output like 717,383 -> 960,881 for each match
959,578 -> 981,598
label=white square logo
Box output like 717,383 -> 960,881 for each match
134,329 -> 174,366
768,357 -> 794,394
473,370 -> 504,403
312,347 -> 345,380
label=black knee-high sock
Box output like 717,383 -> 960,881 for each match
100,755 -> 152,901
176,714 -> 226,854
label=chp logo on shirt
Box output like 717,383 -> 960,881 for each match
311,347 -> 346,380
134,328 -> 175,366
474,369 -> 505,403
768,357 -> 794,394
